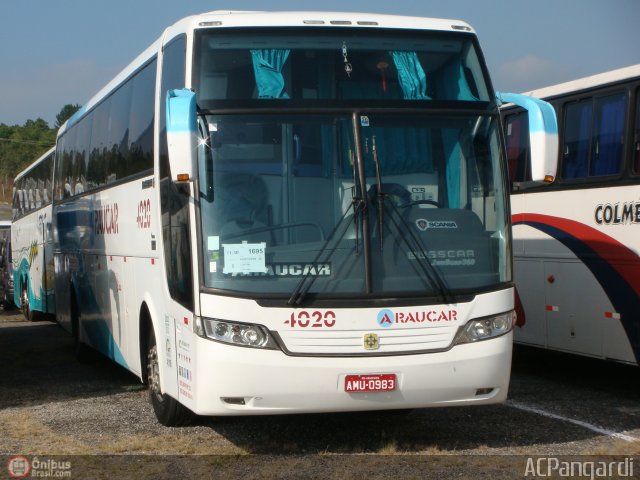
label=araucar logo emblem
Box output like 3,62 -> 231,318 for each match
377,309 -> 394,328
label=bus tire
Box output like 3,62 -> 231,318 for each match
146,330 -> 192,427
21,282 -> 35,322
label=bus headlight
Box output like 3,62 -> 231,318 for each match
197,318 -> 279,349
454,311 -> 516,345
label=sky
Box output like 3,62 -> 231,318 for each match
1,0 -> 639,127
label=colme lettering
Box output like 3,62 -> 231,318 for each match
595,202 -> 640,225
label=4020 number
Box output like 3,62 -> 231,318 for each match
285,311 -> 336,328
137,199 -> 151,229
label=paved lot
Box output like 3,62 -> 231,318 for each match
1,307 -> 639,478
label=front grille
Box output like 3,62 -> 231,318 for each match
277,324 -> 458,355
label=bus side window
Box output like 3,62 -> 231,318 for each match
561,93 -> 626,180
591,93 -> 626,176
562,99 -> 592,180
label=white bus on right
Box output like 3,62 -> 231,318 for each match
502,64 -> 640,365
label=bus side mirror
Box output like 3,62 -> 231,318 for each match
166,89 -> 198,183
497,92 -> 558,183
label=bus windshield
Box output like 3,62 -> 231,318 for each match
193,28 -> 491,104
197,112 -> 509,299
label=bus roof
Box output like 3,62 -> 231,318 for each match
188,10 -> 473,32
58,10 -> 475,137
524,64 -> 640,100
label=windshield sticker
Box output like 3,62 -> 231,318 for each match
209,261 -> 217,273
408,185 -> 438,203
222,242 -> 267,274
207,235 -> 220,251
377,308 -> 458,327
360,115 -> 370,127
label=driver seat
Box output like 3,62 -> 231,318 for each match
216,173 -> 270,243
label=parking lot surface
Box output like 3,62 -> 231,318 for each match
1,308 -> 638,478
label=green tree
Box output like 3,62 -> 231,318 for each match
55,104 -> 81,129
0,104 -> 83,204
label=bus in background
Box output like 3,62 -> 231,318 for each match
502,64 -> 640,365
11,147 -> 56,321
0,220 -> 13,309
52,10 -> 557,425
0,221 -> 9,237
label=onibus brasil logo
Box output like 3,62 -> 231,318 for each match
7,456 -> 72,478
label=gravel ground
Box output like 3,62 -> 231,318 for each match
1,307 -> 639,478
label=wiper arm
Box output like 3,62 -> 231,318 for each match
371,135 -> 385,249
287,194 -> 364,307
367,136 -> 451,303
380,198 -> 455,304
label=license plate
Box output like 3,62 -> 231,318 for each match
344,374 -> 397,393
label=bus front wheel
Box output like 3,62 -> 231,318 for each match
21,282 -> 34,322
146,330 -> 192,427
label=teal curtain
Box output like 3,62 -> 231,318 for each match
390,51 -> 429,100
441,60 -> 478,101
442,129 -> 461,208
250,49 -> 290,99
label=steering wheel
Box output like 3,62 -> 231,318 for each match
399,199 -> 443,208
368,183 -> 412,206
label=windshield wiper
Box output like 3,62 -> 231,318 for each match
366,130 -> 453,303
378,196 -> 455,304
287,191 -> 365,307
371,135 -> 385,249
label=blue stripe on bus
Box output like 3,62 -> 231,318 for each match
65,106 -> 87,129
83,320 -> 129,369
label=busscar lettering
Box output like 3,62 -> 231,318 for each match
408,250 -> 476,266
595,201 -> 640,225
93,203 -> 119,235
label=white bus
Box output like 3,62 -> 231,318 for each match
11,147 -> 56,321
0,220 -> 13,308
51,10 -> 557,425
502,64 -> 640,365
